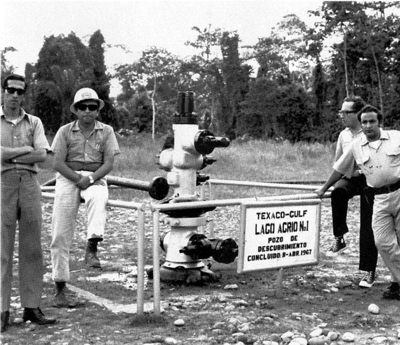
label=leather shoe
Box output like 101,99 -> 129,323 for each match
23,308 -> 57,325
382,282 -> 400,300
1,311 -> 10,332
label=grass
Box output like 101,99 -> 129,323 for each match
39,133 -> 336,201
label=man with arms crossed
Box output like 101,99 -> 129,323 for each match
1,74 -> 57,332
316,105 -> 400,299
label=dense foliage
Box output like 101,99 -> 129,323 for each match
1,2 -> 399,142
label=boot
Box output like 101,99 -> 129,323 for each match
85,238 -> 101,268
53,282 -> 84,308
1,311 -> 10,332
54,282 -> 68,308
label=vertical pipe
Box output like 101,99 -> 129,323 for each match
237,204 -> 246,273
208,181 -> 215,238
152,210 -> 161,314
198,183 -> 206,234
276,268 -> 284,299
136,206 -> 145,315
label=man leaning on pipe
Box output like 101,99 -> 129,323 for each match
50,88 -> 120,308
315,105 -> 400,300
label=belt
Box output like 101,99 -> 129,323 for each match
371,180 -> 400,195
66,162 -> 101,172
1,169 -> 35,175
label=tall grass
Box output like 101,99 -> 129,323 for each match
39,133 -> 336,201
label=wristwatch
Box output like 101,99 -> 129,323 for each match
88,175 -> 94,184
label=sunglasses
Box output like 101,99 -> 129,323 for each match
76,104 -> 99,111
5,87 -> 25,96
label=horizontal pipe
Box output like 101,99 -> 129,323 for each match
151,192 -> 330,212
41,192 -> 145,210
107,176 -> 150,191
207,179 -> 327,191
254,180 -> 326,185
107,175 -> 169,200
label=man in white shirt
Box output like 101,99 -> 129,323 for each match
316,105 -> 400,300
326,97 -> 378,288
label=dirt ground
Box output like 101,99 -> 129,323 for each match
1,196 -> 400,345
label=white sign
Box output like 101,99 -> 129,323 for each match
237,199 -> 321,273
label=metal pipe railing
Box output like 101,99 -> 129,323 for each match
41,191 -> 146,315
149,190 -> 330,313
199,179 -> 330,237
207,179 -> 326,191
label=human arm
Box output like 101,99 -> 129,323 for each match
54,157 -> 83,184
314,170 -> 343,198
334,142 -> 343,162
75,127 -> 119,190
1,146 -> 46,164
75,152 -> 115,190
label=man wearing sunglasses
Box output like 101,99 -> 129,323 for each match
50,88 -> 120,308
1,74 -> 57,332
323,96 -> 378,288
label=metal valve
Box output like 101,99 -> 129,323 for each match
194,130 -> 230,155
179,234 -> 238,264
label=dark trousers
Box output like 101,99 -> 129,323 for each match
1,170 -> 43,311
331,175 -> 378,272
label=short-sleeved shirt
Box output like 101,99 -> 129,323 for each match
334,129 -> 400,188
1,107 -> 51,173
51,120 -> 120,164
335,128 -> 363,162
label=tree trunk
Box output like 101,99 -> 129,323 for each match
371,46 -> 384,117
343,31 -> 349,97
151,75 -> 157,140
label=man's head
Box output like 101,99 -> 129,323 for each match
70,88 -> 105,115
339,96 -> 366,129
358,105 -> 382,142
2,74 -> 27,110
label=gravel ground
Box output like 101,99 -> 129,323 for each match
1,196 -> 400,345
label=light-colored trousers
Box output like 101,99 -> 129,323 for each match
372,189 -> 400,284
1,170 -> 43,311
51,171 -> 108,282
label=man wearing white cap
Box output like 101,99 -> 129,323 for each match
50,88 -> 120,308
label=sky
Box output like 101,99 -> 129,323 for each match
1,0 -> 324,94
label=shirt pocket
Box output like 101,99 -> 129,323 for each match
356,156 -> 372,175
386,147 -> 400,166
15,127 -> 34,146
94,139 -> 104,153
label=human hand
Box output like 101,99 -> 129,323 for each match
75,175 -> 91,190
22,146 -> 35,154
314,188 -> 325,199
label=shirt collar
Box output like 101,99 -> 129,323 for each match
360,128 -> 387,146
1,107 -> 28,121
71,120 -> 104,131
344,127 -> 363,135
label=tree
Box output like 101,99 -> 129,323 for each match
89,30 -> 117,128
1,47 -> 17,76
185,25 -> 224,133
309,1 -> 399,118
115,47 -> 181,139
34,33 -> 94,130
220,32 -> 251,139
